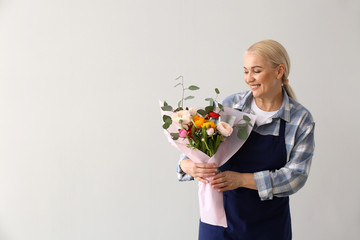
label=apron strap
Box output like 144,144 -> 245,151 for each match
279,119 -> 286,138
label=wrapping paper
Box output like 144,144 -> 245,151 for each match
160,104 -> 256,227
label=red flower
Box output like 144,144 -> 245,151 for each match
186,123 -> 193,138
209,112 -> 221,118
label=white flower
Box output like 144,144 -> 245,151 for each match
171,110 -> 191,126
217,122 -> 233,137
189,108 -> 198,116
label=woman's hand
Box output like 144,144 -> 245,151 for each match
180,159 -> 218,183
211,171 -> 257,192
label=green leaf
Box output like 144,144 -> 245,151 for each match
174,107 -> 183,112
205,98 -> 214,106
188,85 -> 200,90
192,126 -> 200,143
200,141 -> 206,153
162,122 -> 170,129
163,115 -> 172,123
237,123 -> 247,128
205,105 -> 214,114
174,83 -> 182,88
161,105 -> 173,111
237,128 -> 248,140
170,133 -> 180,140
218,103 -> 224,112
215,88 -> 220,94
243,115 -> 251,122
197,109 -> 206,116
208,139 -> 214,156
215,135 -> 221,152
164,101 -> 168,106
202,126 -> 207,137
192,124 -> 196,134
184,96 -> 195,100
178,100 -> 182,107
163,114 -> 171,121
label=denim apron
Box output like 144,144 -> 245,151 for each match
199,119 -> 292,240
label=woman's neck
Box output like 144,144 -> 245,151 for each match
254,91 -> 283,112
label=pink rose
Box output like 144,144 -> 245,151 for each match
179,129 -> 187,138
217,122 -> 233,137
206,128 -> 214,136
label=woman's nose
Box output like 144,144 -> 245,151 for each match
246,72 -> 254,83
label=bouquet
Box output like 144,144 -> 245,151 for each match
160,76 -> 256,227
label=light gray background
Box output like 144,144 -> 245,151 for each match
0,0 -> 359,239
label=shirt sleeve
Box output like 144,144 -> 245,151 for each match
176,153 -> 195,181
254,121 -> 315,201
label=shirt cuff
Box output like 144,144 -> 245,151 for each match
176,155 -> 194,181
254,170 -> 273,200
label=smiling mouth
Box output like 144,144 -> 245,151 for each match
250,84 -> 260,90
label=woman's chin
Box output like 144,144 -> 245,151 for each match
251,90 -> 262,98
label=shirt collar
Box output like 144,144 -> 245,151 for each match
238,88 -> 291,122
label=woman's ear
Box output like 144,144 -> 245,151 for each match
276,64 -> 285,79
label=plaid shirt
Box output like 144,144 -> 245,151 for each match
177,89 -> 315,201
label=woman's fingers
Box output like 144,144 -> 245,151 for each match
210,171 -> 241,192
183,162 -> 244,191
193,164 -> 217,182
193,163 -> 217,178
196,177 -> 209,184
195,163 -> 217,172
211,178 -> 226,189
180,159 -> 218,179
211,172 -> 226,182
210,172 -> 226,188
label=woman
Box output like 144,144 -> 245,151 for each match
177,40 -> 315,240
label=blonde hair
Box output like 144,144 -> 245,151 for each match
247,40 -> 297,101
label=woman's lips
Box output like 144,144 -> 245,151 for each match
250,84 -> 260,90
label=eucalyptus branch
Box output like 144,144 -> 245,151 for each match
205,88 -> 224,114
177,75 -> 185,108
234,115 -> 252,139
174,75 -> 199,109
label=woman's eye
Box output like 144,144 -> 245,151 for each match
244,71 -> 249,74
254,71 -> 261,74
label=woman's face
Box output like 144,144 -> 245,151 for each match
243,52 -> 283,100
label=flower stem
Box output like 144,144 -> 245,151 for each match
178,75 -> 185,109
187,136 -> 196,148
202,138 -> 213,157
